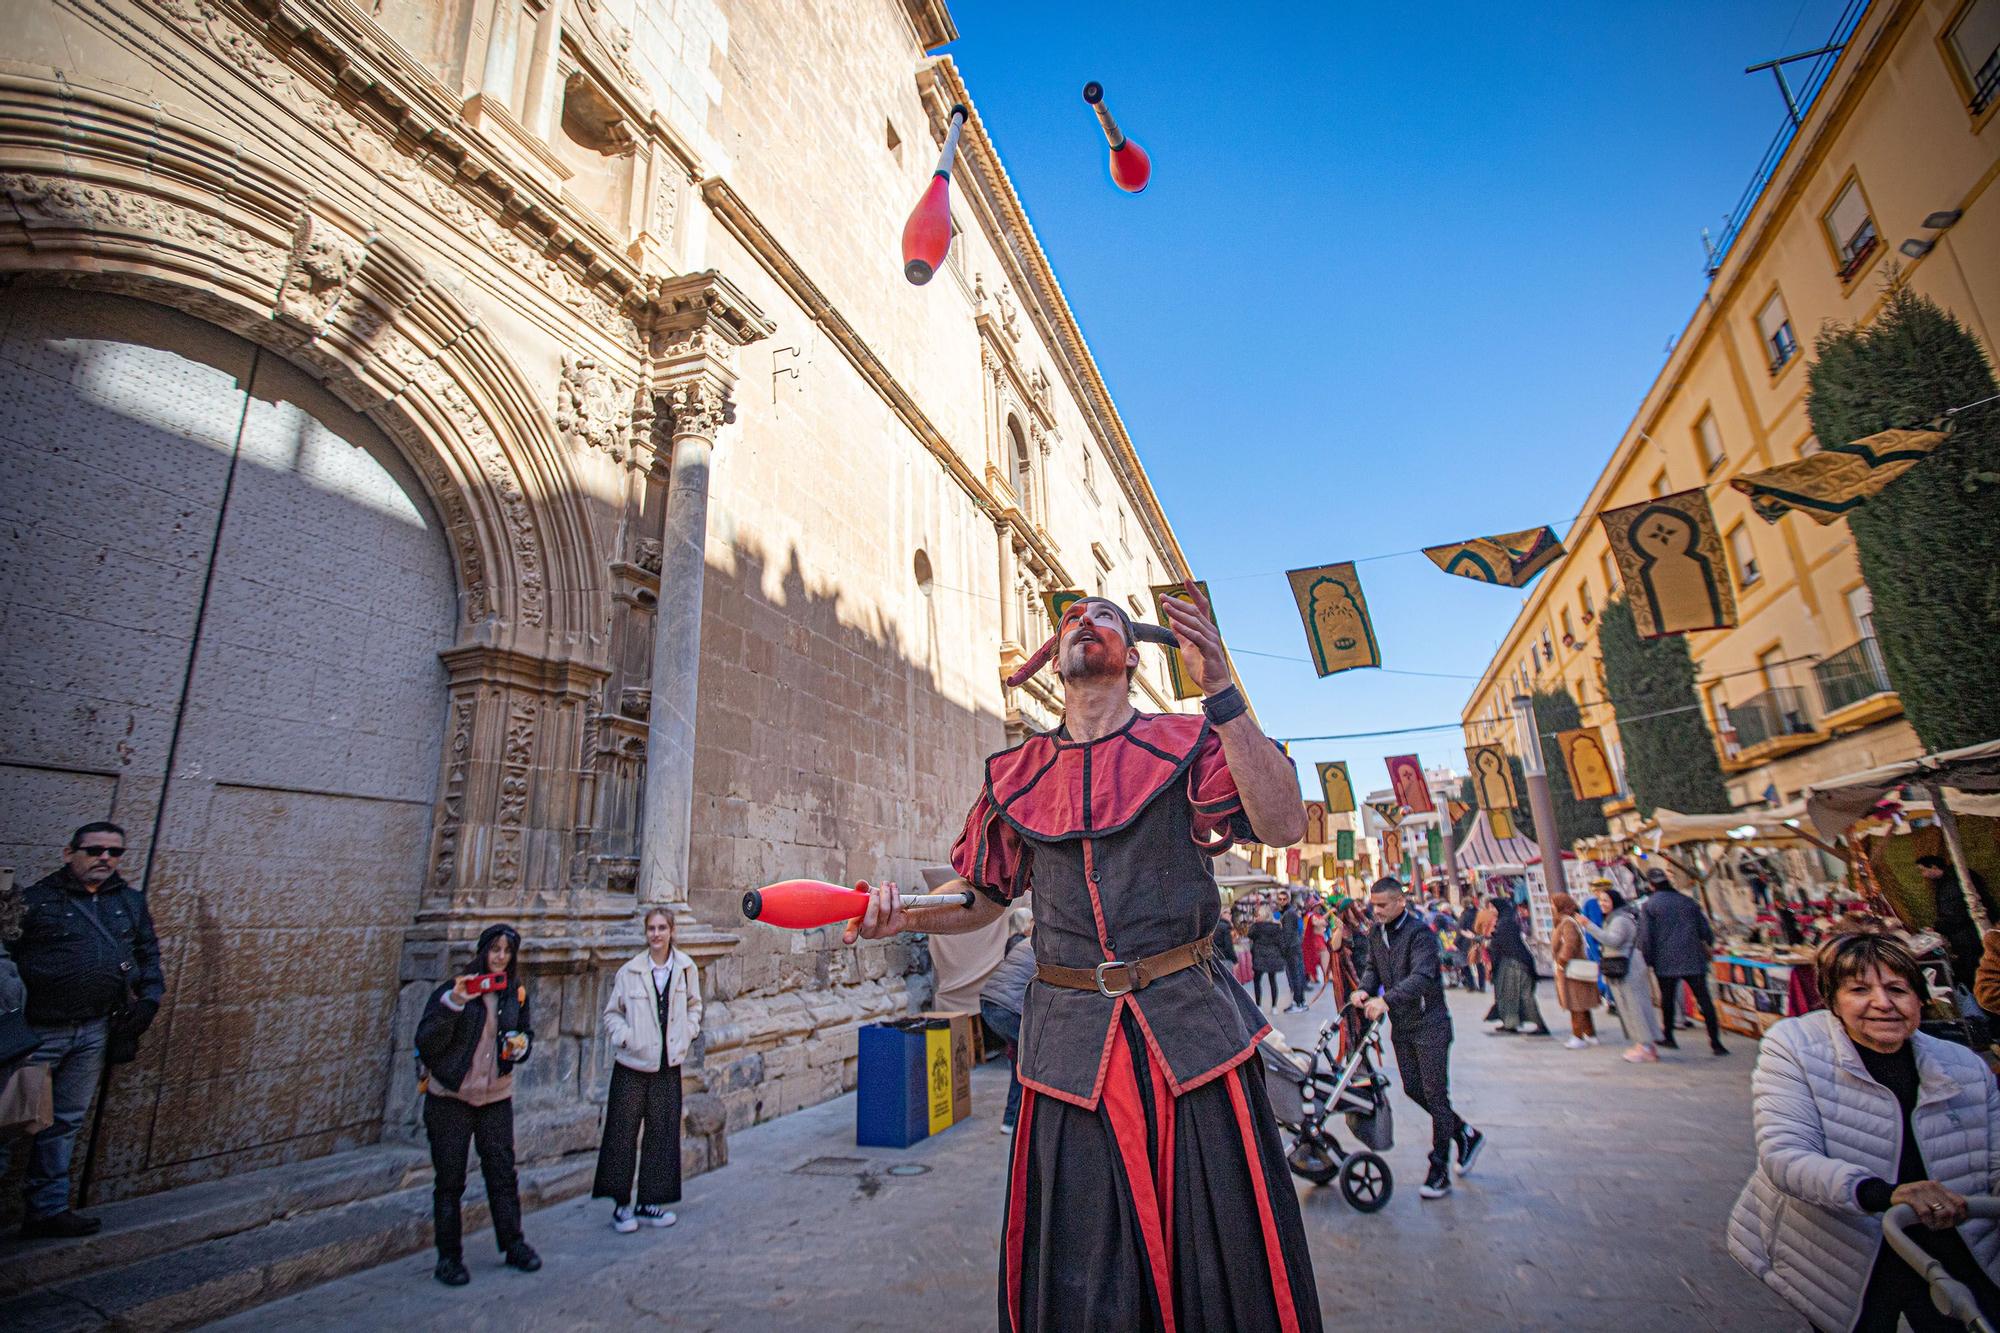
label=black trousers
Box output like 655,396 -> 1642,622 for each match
423,1093 -> 523,1260
1254,968 -> 1284,1006
1390,1020 -> 1462,1173
591,1062 -> 683,1208
1658,973 -> 1722,1046
1284,953 -> 1307,1005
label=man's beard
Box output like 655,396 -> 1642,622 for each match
1057,634 -> 1127,683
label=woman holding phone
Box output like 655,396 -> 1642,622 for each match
593,906 -> 703,1232
415,922 -> 539,1286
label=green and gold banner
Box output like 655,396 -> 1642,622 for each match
1599,487 -> 1738,638
1285,562 -> 1381,676
1316,761 -> 1356,814
1422,525 -> 1563,588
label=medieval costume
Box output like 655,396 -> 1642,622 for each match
952,708 -> 1321,1332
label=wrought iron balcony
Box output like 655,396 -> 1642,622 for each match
1730,686 -> 1817,751
1814,637 -> 1893,715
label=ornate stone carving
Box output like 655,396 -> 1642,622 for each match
556,354 -> 631,460
663,377 -> 733,439
651,175 -> 680,244
1028,366 -> 1051,413
635,539 -> 663,574
277,213 -> 366,333
995,282 -> 1020,343
432,695 -> 476,889
0,172 -> 280,284
619,686 -> 652,719
491,699 -> 539,889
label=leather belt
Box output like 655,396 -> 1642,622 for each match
1036,936 -> 1215,999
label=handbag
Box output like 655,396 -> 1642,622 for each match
1564,958 -> 1600,983
0,1063 -> 53,1140
1599,954 -> 1631,980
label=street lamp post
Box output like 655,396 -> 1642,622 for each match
1432,779 -> 1463,903
1512,694 -> 1567,912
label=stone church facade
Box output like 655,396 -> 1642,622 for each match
0,0 -> 1193,1204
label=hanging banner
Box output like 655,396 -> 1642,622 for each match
1427,828 -> 1444,866
1322,852 -> 1337,879
1039,588 -> 1085,636
1286,847 -> 1301,878
1336,828 -> 1355,861
1285,562 -> 1381,676
1465,744 -> 1517,812
1446,798 -> 1471,826
1316,761 -> 1356,814
1381,828 -> 1402,869
1730,426 -> 1948,526
1598,487 -> 1738,638
1422,525 -> 1564,588
1303,801 -> 1327,845
1385,754 -> 1435,814
1368,799 -> 1404,829
1557,726 -> 1619,799
1490,807 -> 1517,840
1149,580 -> 1214,699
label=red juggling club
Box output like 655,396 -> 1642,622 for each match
901,103 -> 969,285
1082,82 -> 1150,193
741,879 -> 975,929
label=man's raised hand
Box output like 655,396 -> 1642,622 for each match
1161,584 -> 1230,696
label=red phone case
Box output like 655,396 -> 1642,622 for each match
469,972 -> 507,994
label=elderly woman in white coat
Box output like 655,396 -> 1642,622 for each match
592,907 -> 703,1233
1729,932 -> 2000,1332
1575,883 -> 1661,1064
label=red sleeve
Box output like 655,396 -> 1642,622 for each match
1187,728 -> 1297,853
950,789 -> 1030,906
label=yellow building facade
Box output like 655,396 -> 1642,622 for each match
1462,0 -> 1999,820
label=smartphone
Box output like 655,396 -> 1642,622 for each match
465,972 -> 508,995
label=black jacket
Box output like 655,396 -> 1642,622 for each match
1210,916 -> 1237,964
1248,920 -> 1287,973
1279,907 -> 1306,960
1358,907 -> 1448,1032
1640,888 -> 1714,978
14,869 -> 165,1025
415,925 -> 533,1094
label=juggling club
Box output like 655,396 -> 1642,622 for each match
1082,82 -> 1150,193
741,879 -> 975,930
902,103 -> 969,285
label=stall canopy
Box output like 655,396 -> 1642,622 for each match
1801,740 -> 2000,839
1455,808 -> 1540,874
1639,806 -> 1815,849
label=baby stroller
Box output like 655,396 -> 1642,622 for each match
1258,1014 -> 1393,1212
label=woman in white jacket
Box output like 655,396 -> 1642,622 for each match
591,908 -> 703,1233
1729,932 -> 2000,1331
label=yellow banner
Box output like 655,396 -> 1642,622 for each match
1422,526 -> 1564,588
1558,726 -> 1619,799
1599,487 -> 1739,638
1285,562 -> 1381,676
1465,744 -> 1517,811
1038,588 -> 1085,639
1149,581 -> 1214,699
1730,427 -> 1947,526
1316,761 -> 1356,813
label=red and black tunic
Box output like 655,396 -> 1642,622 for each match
952,712 -> 1322,1333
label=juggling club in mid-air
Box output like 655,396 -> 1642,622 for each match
1082,82 -> 1150,193
741,879 -> 976,930
901,103 -> 969,285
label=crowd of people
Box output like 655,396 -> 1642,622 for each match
0,824 -> 706,1287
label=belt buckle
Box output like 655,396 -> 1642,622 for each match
1094,960 -> 1135,998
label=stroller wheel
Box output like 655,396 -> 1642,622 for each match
1286,1135 -> 1340,1186
1339,1151 -> 1392,1212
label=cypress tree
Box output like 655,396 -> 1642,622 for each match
1598,598 -> 1731,818
1804,282 -> 2000,750
1532,684 -> 1610,846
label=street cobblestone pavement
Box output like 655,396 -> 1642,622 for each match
206,981 -> 1803,1331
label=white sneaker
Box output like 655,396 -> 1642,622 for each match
1584,1035 -> 1601,1047
1564,1036 -> 1589,1050
612,1204 -> 638,1233
636,1205 -> 677,1228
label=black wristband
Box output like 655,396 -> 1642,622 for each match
1202,684 -> 1248,725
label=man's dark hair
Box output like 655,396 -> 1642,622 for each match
67,821 -> 125,851
1917,854 -> 1948,871
1369,876 -> 1404,897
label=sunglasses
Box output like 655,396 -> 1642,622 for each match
77,846 -> 125,859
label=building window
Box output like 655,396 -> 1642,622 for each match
1560,606 -> 1576,645
1728,523 -> 1760,587
1758,292 -> 1798,373
1081,443 -> 1096,498
1580,581 -> 1596,619
886,119 -> 902,162
1823,176 -> 1879,280
1695,410 -> 1727,474
1601,549 -> 1619,594
1649,469 -> 1670,498
1541,626 -> 1554,662
1945,0 -> 2000,113
1008,416 -> 1033,513
1118,507 -> 1129,552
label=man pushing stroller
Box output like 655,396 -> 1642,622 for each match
1351,876 -> 1486,1200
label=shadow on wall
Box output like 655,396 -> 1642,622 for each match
680,529 -> 1009,1133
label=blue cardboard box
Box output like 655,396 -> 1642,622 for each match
856,1019 -> 939,1148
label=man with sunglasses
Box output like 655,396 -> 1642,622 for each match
13,821 -> 165,1238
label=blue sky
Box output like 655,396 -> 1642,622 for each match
943,0 -> 1855,798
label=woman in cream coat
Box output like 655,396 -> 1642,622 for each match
1729,932 -> 2000,1331
592,907 -> 703,1232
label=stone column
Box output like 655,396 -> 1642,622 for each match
635,272 -> 774,907
996,521 -> 1019,648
